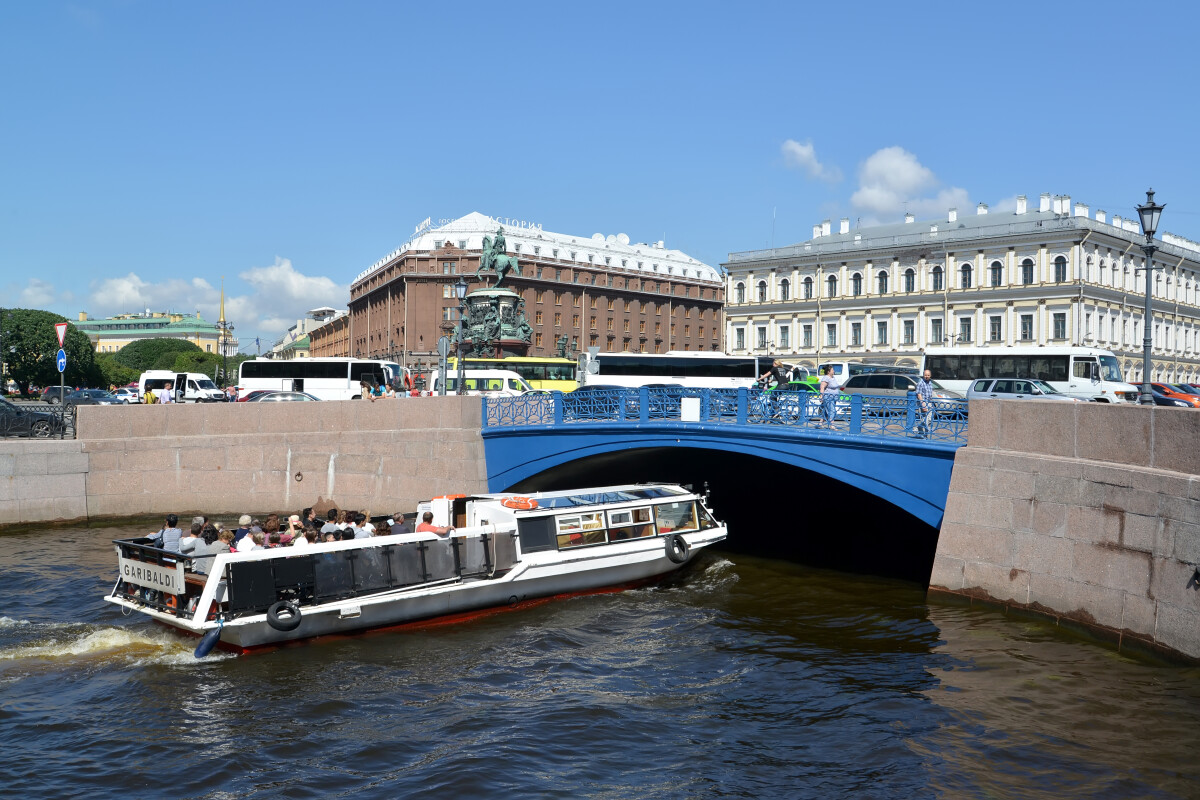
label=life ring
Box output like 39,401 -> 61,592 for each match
502,496 -> 538,510
665,533 -> 690,564
434,493 -> 467,500
165,594 -> 178,613
266,600 -> 303,632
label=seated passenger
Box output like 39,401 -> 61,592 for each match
415,511 -> 454,536
178,521 -> 202,554
150,514 -> 183,553
390,513 -> 413,535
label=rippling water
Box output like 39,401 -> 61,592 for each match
2,524 -> 1198,799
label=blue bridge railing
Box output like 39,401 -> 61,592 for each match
483,387 -> 967,444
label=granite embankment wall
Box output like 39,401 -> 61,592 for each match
0,398 -> 487,528
930,399 -> 1200,661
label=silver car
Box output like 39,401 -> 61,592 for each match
966,378 -> 1082,402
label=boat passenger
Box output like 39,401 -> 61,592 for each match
191,529 -> 232,574
267,532 -> 282,548
319,514 -> 340,536
233,514 -> 252,546
415,511 -> 454,537
352,514 -> 371,539
150,514 -> 183,553
178,522 -> 202,555
390,514 -> 413,535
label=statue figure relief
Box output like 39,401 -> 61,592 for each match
514,298 -> 532,343
475,227 -> 521,288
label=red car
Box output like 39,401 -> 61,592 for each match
236,390 -> 275,403
1150,383 -> 1200,408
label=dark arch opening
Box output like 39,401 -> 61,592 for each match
508,446 -> 940,586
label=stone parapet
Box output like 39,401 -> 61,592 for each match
934,399 -> 1200,662
0,439 -> 89,527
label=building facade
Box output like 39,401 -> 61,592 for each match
336,212 -> 724,368
74,311 -> 226,354
723,193 -> 1200,385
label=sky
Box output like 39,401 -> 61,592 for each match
3,1 -> 1199,353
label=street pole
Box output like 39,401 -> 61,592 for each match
1136,189 -> 1164,406
455,278 -> 468,395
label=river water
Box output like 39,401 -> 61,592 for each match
2,523 -> 1198,799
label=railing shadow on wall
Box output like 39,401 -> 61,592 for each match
484,387 -> 967,444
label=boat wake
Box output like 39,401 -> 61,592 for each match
0,620 -> 230,667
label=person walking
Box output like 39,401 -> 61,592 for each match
818,366 -> 842,428
916,368 -> 935,438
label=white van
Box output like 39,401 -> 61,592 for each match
138,371 -> 225,403
429,369 -> 532,397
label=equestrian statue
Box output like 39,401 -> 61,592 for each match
475,227 -> 521,288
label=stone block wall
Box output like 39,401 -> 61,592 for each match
931,399 -> 1200,661
0,439 -> 89,526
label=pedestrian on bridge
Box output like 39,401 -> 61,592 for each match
818,366 -> 842,428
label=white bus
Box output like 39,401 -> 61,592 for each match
814,360 -> 920,385
922,346 -> 1139,403
237,358 -> 409,401
577,351 -> 766,389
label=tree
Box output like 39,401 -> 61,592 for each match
2,309 -> 102,395
94,352 -> 140,388
113,338 -> 202,372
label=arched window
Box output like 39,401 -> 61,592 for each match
1021,258 -> 1035,284
734,282 -> 745,303
826,275 -> 837,297
990,260 -> 1003,287
960,263 -> 972,289
779,278 -> 790,301
904,268 -> 915,292
931,266 -> 944,291
756,280 -> 767,302
803,277 -> 813,299
851,273 -> 863,296
1054,255 -> 1068,282
877,270 -> 889,294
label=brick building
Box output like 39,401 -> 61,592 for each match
313,213 -> 724,368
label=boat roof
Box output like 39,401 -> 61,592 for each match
475,483 -> 693,511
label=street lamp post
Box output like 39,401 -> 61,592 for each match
1136,189 -> 1165,406
454,278 -> 469,395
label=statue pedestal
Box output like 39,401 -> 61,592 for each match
459,287 -> 531,358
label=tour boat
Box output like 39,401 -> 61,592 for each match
105,484 -> 727,656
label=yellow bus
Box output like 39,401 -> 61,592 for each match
446,356 -> 578,391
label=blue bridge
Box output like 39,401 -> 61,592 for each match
480,387 -> 967,530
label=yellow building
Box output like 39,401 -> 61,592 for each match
75,311 -> 225,354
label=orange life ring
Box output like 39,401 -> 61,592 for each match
434,494 -> 467,500
502,496 -> 538,510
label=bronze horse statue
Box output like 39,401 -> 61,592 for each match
476,235 -> 520,288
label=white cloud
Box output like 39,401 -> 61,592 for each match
20,278 -> 56,306
781,139 -> 842,183
239,257 -> 346,307
849,146 -> 969,221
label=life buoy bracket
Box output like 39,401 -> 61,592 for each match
266,600 -> 303,632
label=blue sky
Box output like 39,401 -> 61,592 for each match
4,1 -> 1199,352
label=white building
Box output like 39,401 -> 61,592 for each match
723,193 -> 1200,385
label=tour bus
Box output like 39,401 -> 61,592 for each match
446,356 -> 577,391
813,360 -> 920,385
237,358 -> 411,401
576,351 -> 765,389
921,346 -> 1139,403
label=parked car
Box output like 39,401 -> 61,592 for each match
841,372 -> 966,417
0,397 -> 65,438
1150,383 -> 1200,408
63,389 -> 121,414
236,390 -> 275,402
966,378 -> 1083,403
246,391 -> 320,402
41,386 -> 70,404
1148,385 -> 1194,407
112,387 -> 140,404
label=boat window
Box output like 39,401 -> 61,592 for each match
556,512 -> 607,548
655,501 -> 697,534
697,504 -> 720,531
606,507 -> 655,540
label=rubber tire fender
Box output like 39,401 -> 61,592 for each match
664,533 -> 690,564
266,600 -> 303,632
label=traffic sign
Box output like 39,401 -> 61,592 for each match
437,336 -> 452,358
55,322 -> 68,347
56,349 -> 67,373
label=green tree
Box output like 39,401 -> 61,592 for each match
3,309 -> 101,395
94,352 -> 140,388
114,338 -> 202,372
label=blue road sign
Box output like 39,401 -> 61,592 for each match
56,349 -> 67,373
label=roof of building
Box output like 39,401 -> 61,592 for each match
76,313 -> 220,337
355,211 -> 721,287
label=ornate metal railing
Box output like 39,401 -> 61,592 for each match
483,387 -> 967,444
0,400 -> 73,439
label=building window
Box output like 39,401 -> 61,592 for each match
1020,314 -> 1034,340
735,282 -> 745,303
780,278 -> 790,301
535,333 -> 543,348
959,317 -> 971,343
555,292 -> 562,305
553,312 -> 562,326
990,260 -> 1003,287
573,296 -> 581,308
1053,312 -> 1067,339
1054,256 -> 1068,282
607,299 -> 615,311
826,275 -> 837,297
903,319 -> 914,344
803,324 -> 813,348
778,325 -> 789,348
877,270 -> 889,294
803,277 -> 813,299
826,323 -> 837,347
589,297 -> 597,309
555,268 -> 562,280
535,311 -> 543,325
851,322 -> 862,346
960,264 -> 972,289
1021,259 -> 1035,284
589,316 -> 596,330
573,315 -> 580,328
931,318 -> 943,344
904,268 -> 915,292
735,328 -> 745,349
931,266 -> 944,291
756,280 -> 767,302
535,290 -> 544,303
989,315 -> 1002,341
655,322 -> 661,335
852,273 -> 863,296
639,321 -> 646,334
756,326 -> 767,349
876,320 -> 888,345
607,319 -> 614,332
